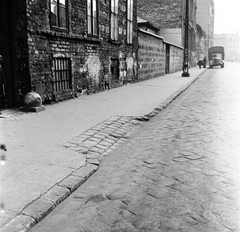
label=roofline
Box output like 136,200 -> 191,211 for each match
138,29 -> 184,50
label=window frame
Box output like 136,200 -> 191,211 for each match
126,0 -> 133,44
52,57 -> 72,92
49,0 -> 69,31
87,0 -> 99,36
110,0 -> 119,41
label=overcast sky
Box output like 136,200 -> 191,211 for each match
214,0 -> 240,34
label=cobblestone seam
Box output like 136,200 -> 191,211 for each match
0,71 -> 205,232
64,116 -> 143,161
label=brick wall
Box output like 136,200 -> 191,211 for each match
138,30 -> 165,81
138,0 -> 183,29
12,0 -> 31,104
15,0 -> 138,103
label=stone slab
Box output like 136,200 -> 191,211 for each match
58,175 -> 86,192
21,199 -> 55,223
41,185 -> 71,206
0,215 -> 36,232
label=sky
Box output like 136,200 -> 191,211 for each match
214,0 -> 240,34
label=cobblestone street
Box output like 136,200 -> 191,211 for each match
31,64 -> 240,232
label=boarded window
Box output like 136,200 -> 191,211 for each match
53,58 -> 72,92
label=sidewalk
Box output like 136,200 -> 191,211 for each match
0,67 -> 206,231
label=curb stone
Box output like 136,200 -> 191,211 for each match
141,71 -> 207,120
0,215 -> 36,232
0,69 -> 206,232
0,164 -> 98,232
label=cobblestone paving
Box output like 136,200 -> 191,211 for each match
31,66 -> 240,232
64,116 -> 143,163
0,116 -> 144,230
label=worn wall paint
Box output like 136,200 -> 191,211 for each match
85,55 -> 101,86
126,56 -> 134,81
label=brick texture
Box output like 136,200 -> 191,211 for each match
12,0 -> 138,104
138,0 -> 183,29
138,31 -> 165,80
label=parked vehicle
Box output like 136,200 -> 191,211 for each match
208,46 -> 225,68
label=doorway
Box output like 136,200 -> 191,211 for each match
111,57 -> 119,81
165,44 -> 170,74
0,0 -> 14,108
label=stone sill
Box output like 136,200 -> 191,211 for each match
20,105 -> 45,113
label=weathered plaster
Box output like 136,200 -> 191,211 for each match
85,55 -> 101,86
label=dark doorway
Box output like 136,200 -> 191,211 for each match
165,44 -> 170,74
111,58 -> 119,81
0,0 -> 14,108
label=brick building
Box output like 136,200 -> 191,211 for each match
0,0 -> 137,107
137,0 -> 197,67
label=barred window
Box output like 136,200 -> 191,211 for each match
110,0 -> 118,40
87,0 -> 98,35
127,0 -> 133,43
53,58 -> 72,92
50,0 -> 68,30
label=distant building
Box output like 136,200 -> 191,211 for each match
196,0 -> 215,48
214,34 -> 240,62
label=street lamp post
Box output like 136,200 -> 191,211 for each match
182,0 -> 190,77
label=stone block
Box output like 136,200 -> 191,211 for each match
58,175 -> 85,192
72,163 -> 98,179
0,215 -> 36,232
21,199 -> 55,223
41,185 -> 71,206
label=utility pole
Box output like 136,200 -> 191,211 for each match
182,0 -> 190,77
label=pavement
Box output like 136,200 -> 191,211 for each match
29,62 -> 240,232
0,66 -> 206,231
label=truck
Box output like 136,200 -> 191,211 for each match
208,46 -> 225,68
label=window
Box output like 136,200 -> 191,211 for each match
50,0 -> 68,29
127,0 -> 133,43
87,0 -> 98,35
52,58 -> 72,92
110,0 -> 118,40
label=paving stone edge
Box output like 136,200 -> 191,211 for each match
0,70 -> 206,232
138,70 -> 207,121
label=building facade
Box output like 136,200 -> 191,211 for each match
137,0 -> 197,67
0,0 -> 138,107
214,34 -> 240,62
195,23 -> 207,62
196,0 -> 215,48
